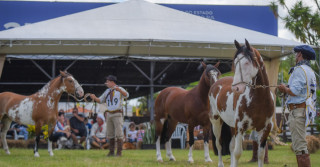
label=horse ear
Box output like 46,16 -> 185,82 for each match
201,62 -> 207,69
234,40 -> 241,50
60,70 -> 67,77
214,61 -> 220,68
245,39 -> 252,51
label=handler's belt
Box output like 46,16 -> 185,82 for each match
106,110 -> 123,114
288,102 -> 306,111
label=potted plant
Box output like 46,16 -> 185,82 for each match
141,122 -> 156,149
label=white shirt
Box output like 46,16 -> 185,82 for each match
127,130 -> 137,140
99,86 -> 129,111
90,122 -> 107,138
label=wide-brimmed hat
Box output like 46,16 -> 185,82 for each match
294,45 -> 316,60
106,75 -> 117,82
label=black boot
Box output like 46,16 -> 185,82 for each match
116,139 -> 123,157
296,154 -> 311,167
107,138 -> 115,157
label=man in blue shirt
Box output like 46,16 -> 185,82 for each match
278,45 -> 316,167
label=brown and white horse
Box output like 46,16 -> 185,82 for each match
209,40 -> 274,167
0,71 -> 84,157
155,62 -> 221,163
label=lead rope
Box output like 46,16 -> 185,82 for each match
68,93 -> 93,102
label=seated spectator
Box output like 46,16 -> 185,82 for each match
70,107 -> 87,149
137,123 -> 145,142
90,114 -> 108,149
6,122 -> 17,139
50,111 -> 71,149
136,123 -> 145,149
127,122 -> 137,143
14,123 -> 28,140
84,117 -> 92,134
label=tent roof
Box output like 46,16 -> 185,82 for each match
0,0 -> 304,59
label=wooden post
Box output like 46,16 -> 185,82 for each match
264,57 -> 280,134
0,54 -> 6,79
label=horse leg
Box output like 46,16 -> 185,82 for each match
211,120 -> 224,167
0,117 -> 12,155
165,120 -> 177,161
229,135 -> 236,167
257,123 -> 272,167
203,125 -> 212,163
155,118 -> 165,162
47,122 -> 55,156
187,125 -> 195,163
232,130 -> 243,167
34,124 -> 42,157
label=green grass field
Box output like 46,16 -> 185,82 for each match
0,145 -> 319,167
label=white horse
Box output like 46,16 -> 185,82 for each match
209,40 -> 274,167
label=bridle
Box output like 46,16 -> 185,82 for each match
232,53 -> 278,89
59,75 -> 92,102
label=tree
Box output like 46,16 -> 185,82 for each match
270,0 -> 320,46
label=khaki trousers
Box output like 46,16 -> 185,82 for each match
288,108 -> 308,155
106,112 -> 124,140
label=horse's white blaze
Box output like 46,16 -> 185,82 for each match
232,54 -> 259,93
210,70 -> 219,83
71,76 -> 84,97
8,98 -> 35,125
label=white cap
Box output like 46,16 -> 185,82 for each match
97,113 -> 105,122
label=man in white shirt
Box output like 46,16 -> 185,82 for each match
90,114 -> 108,149
90,75 -> 129,157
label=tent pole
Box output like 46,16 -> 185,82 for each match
31,60 -> 52,79
52,60 -> 56,78
149,61 -> 155,121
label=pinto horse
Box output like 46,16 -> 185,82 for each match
0,71 -> 84,157
155,62 -> 221,163
209,40 -> 274,167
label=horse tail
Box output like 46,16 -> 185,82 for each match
160,119 -> 168,144
212,122 -> 232,156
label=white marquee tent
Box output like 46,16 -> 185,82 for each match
0,0 -> 308,120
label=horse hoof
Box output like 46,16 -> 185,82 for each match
188,160 -> 194,164
157,159 -> 163,163
169,157 -> 176,161
205,159 -> 213,163
34,152 -> 40,157
5,151 -> 11,155
49,152 -> 54,156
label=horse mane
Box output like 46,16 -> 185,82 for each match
37,71 -> 72,94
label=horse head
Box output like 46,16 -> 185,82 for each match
60,71 -> 84,98
231,39 -> 263,94
201,61 -> 221,86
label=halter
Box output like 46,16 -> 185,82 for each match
232,53 -> 277,89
